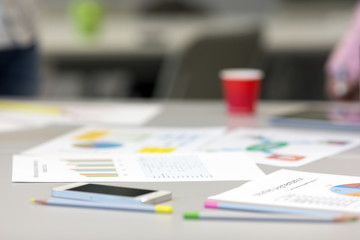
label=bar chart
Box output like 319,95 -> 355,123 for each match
64,159 -> 119,177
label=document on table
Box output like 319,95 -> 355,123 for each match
0,100 -> 163,131
23,126 -> 225,155
50,101 -> 163,125
209,169 -> 360,214
269,108 -> 360,131
12,153 -> 265,182
202,128 -> 360,167
0,111 -> 59,132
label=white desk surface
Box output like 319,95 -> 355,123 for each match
1,100 -> 360,240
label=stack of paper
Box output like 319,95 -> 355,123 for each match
269,108 -> 360,131
209,170 -> 360,214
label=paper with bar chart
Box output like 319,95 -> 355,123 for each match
23,126 -> 225,155
202,128 -> 360,167
12,153 -> 265,182
209,169 -> 360,214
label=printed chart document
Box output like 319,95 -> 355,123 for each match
269,107 -> 360,131
0,100 -> 163,131
24,126 -> 226,155
209,169 -> 360,214
202,128 -> 360,167
12,153 -> 265,182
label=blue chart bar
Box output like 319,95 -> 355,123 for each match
74,142 -> 122,149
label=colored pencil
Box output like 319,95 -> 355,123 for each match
183,212 -> 358,223
30,198 -> 172,214
204,200 -> 349,217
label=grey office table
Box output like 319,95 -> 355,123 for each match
1,100 -> 360,240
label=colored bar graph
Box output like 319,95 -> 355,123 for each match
71,168 -> 117,172
67,164 -> 115,167
63,158 -> 119,178
65,160 -> 113,163
79,173 -> 119,177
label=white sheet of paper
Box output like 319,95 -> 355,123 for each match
202,128 -> 360,167
0,100 -> 163,132
12,153 -> 264,182
0,111 -> 64,132
209,169 -> 360,214
24,126 -> 226,155
51,101 -> 163,125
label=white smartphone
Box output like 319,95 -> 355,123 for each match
52,183 -> 172,204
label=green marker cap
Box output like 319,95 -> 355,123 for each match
183,212 -> 200,219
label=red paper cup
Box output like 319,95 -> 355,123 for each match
220,69 -> 263,114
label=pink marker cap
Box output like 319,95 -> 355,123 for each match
204,200 -> 219,209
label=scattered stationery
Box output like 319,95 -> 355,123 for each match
269,108 -> 360,131
23,126 -> 225,155
202,128 -> 360,167
12,153 -> 265,182
183,212 -> 357,223
30,198 -> 172,214
209,169 -> 360,215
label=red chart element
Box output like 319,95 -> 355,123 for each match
330,184 -> 360,197
341,183 -> 360,188
266,154 -> 305,161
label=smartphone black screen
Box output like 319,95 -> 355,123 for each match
68,184 -> 154,197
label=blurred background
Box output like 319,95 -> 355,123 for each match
34,0 -> 357,100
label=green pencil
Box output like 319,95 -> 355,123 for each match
183,212 -> 358,223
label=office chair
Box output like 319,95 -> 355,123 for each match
153,28 -> 262,99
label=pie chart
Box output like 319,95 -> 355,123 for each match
330,183 -> 360,197
74,141 -> 122,149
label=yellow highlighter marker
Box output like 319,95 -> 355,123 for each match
155,205 -> 173,214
